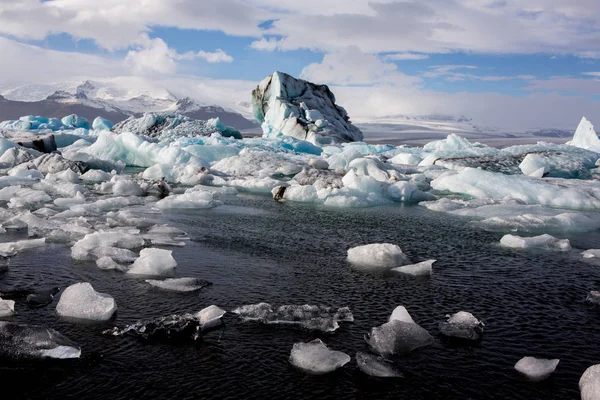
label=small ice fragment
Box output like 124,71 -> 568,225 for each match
389,306 -> 415,324
145,278 -> 211,292
289,339 -> 350,374
356,352 -> 404,378
582,249 -> 600,259
439,311 -> 484,340
391,259 -> 435,276
366,320 -> 433,357
580,364 -> 600,400
514,356 -> 559,381
126,248 -> 177,277
500,234 -> 571,251
194,305 -> 226,330
56,282 -> 117,322
347,243 -> 410,269
0,298 -> 16,318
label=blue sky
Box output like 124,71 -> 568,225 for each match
1,0 -> 600,129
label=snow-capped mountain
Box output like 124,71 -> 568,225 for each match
0,80 -> 258,129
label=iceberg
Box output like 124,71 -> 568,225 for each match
103,305 -> 226,342
252,71 -> 363,145
145,278 -> 212,292
232,303 -> 353,332
288,339 -> 350,374
0,322 -> 81,359
580,364 -> 600,400
356,352 -> 404,378
61,114 -> 90,129
56,282 -> 117,322
568,116 -> 600,152
514,356 -> 559,382
500,234 -> 571,251
347,243 -> 410,270
439,311 -> 484,340
127,248 -> 177,277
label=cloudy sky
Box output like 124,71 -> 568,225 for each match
1,0 -> 600,130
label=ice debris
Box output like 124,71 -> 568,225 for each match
514,356 -> 559,382
347,243 -> 410,270
391,259 -> 435,276
56,282 -> 117,322
0,322 -> 81,359
252,71 -> 363,145
103,305 -> 226,342
439,311 -> 484,340
126,248 -> 177,277
580,364 -> 600,400
0,298 -> 15,318
288,339 -> 350,374
366,319 -> 434,357
500,234 -> 571,251
232,303 -> 353,332
145,278 -> 212,292
356,352 -> 404,378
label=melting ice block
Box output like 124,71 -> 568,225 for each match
391,259 -> 435,276
0,322 -> 81,359
389,306 -> 416,324
439,311 -> 484,340
56,282 -> 117,322
145,278 -> 211,292
195,305 -> 227,331
127,248 -> 177,277
0,298 -> 15,318
580,364 -> 600,400
500,234 -> 571,251
366,319 -> 434,357
514,356 -> 559,381
289,339 -> 350,374
356,352 -> 404,378
347,243 -> 410,269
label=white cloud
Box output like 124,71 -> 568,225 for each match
384,53 -> 430,61
195,49 -> 234,63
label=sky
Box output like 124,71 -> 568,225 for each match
1,0 -> 600,130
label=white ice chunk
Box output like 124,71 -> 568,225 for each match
356,352 -> 404,378
389,306 -> 415,324
71,232 -> 144,261
582,249 -> 600,259
145,277 -> 210,292
0,238 -> 46,257
347,243 -> 410,269
439,311 -> 484,340
127,248 -> 177,277
113,180 -> 144,196
366,319 -> 434,357
289,339 -> 351,374
391,260 -> 435,276
390,153 -> 421,166
56,282 -> 117,322
500,234 -> 571,251
54,191 -> 86,208
580,364 -> 600,400
194,305 -> 226,330
155,191 -> 218,209
309,158 -> 329,170
568,116 -> 600,152
95,256 -> 126,271
514,357 -> 559,382
0,298 -> 16,318
519,154 -> 550,177
80,170 -> 112,183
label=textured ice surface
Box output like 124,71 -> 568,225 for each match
289,339 -> 350,374
104,305 -> 225,342
232,303 -> 353,332
366,319 -> 434,357
0,322 -> 81,359
439,311 -> 484,340
347,243 -> 410,269
127,248 -> 177,277
145,278 -> 211,292
514,357 -> 559,381
0,298 -> 15,318
500,234 -> 571,251
391,259 -> 435,276
580,364 -> 600,400
252,71 -> 362,145
356,352 -> 404,378
56,282 -> 117,322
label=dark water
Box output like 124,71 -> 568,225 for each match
1,194 -> 600,399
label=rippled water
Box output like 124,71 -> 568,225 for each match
2,193 -> 600,399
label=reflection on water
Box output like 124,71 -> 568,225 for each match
1,193 -> 599,399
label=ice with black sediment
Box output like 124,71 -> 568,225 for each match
0,322 -> 81,359
232,303 -> 353,332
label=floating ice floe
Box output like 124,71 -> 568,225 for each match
439,311 -> 484,340
252,71 -> 363,145
104,305 -> 226,342
391,259 -> 436,276
145,278 -> 212,292
288,339 -> 351,374
356,352 -> 404,378
71,232 -> 144,261
347,243 -> 410,270
500,234 -> 571,251
126,248 -> 177,277
366,308 -> 434,358
514,356 -> 559,382
0,322 -> 81,359
232,303 -> 353,332
0,238 -> 46,257
56,282 -> 117,322
580,364 -> 600,400
0,298 -> 15,318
